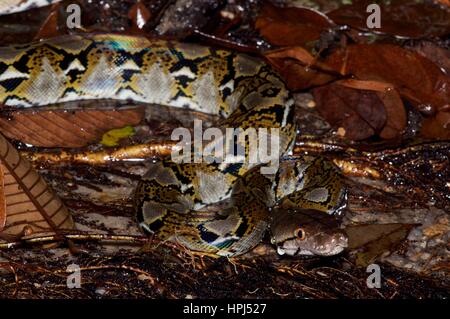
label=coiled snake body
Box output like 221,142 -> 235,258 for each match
0,30 -> 347,256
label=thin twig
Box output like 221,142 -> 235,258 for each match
0,232 -> 149,250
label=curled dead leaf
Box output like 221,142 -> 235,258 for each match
264,47 -> 337,90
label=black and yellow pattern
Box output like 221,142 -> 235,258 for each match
0,32 -> 346,257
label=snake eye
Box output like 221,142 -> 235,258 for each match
295,227 -> 306,240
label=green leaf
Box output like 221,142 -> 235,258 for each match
101,125 -> 135,147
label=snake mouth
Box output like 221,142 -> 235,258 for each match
314,242 -> 347,256
277,246 -> 313,256
276,243 -> 347,256
275,232 -> 348,257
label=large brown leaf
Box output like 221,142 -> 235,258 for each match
0,133 -> 74,238
336,79 -> 407,140
0,107 -> 145,148
264,47 -> 337,90
313,82 -> 388,140
325,44 -> 450,113
255,2 -> 333,47
325,44 -> 450,138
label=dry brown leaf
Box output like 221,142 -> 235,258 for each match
255,2 -> 333,47
0,133 -> 74,238
313,82 -> 388,140
377,89 -> 407,139
421,110 -> 450,140
345,223 -> 417,267
336,79 -> 407,139
411,41 -> 450,75
33,3 -> 60,40
325,44 -> 450,138
264,47 -> 337,90
325,44 -> 450,116
0,107 -> 145,148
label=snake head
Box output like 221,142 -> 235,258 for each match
270,207 -> 348,256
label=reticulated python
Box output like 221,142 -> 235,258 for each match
0,2 -> 348,257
